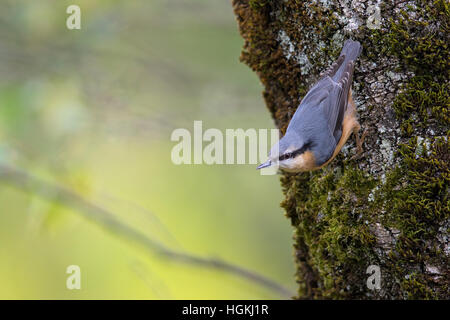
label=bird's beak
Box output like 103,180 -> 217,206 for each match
257,160 -> 272,170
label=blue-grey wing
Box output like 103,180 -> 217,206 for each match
308,40 -> 360,143
319,54 -> 346,81
308,62 -> 355,145
298,76 -> 344,145
331,61 -> 356,142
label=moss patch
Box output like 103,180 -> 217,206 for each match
281,166 -> 379,298
388,0 -> 450,134
375,137 -> 449,299
393,76 -> 449,135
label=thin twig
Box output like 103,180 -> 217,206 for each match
0,164 -> 292,298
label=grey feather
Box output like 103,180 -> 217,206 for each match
319,54 -> 345,80
332,39 -> 362,83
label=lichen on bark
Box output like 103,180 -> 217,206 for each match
232,0 -> 449,299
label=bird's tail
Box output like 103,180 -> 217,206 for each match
332,39 -> 362,82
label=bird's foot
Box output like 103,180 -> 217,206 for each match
351,128 -> 367,160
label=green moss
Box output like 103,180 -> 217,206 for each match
393,76 -> 449,134
387,0 -> 450,133
378,2 -> 449,298
387,0 -> 449,77
249,0 -> 268,10
281,166 -> 379,298
374,137 -> 449,298
402,274 -> 436,299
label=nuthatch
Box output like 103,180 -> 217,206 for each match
257,39 -> 366,172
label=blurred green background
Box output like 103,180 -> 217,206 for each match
0,0 -> 294,299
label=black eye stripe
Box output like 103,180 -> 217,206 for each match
279,142 -> 312,161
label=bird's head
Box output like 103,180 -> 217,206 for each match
257,133 -> 314,172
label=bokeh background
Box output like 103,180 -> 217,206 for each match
0,0 -> 295,299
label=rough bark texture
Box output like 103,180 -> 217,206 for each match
232,0 -> 449,299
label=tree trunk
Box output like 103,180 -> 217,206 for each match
232,0 -> 449,299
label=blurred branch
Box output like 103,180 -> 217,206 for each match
0,164 -> 292,298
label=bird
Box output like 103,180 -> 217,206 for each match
257,39 -> 366,173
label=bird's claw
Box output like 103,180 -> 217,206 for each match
351,129 -> 368,161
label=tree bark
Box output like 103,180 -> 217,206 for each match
232,0 -> 449,299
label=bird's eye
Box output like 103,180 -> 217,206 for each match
279,152 -> 292,161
